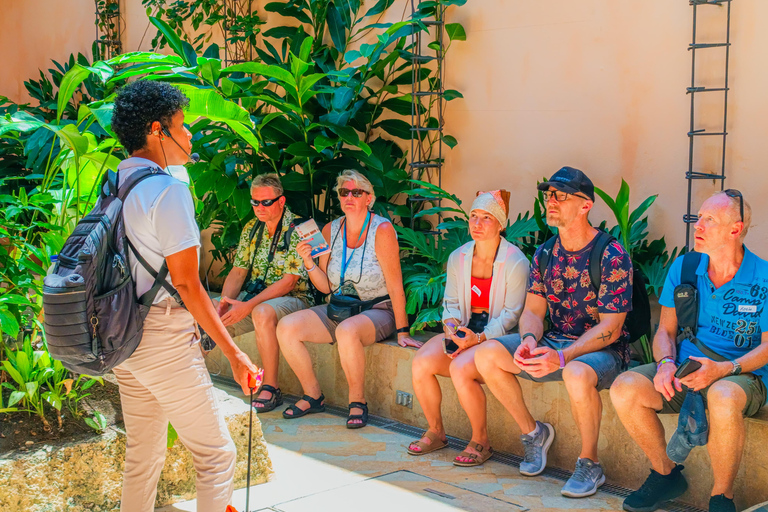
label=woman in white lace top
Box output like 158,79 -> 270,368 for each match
277,170 -> 421,428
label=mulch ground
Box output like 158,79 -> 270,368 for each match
0,378 -> 123,456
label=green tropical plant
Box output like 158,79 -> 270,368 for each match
143,0 -> 265,53
2,338 -> 54,427
594,179 -> 658,262
85,410 -> 108,433
127,2 -> 466,272
44,361 -> 104,425
595,179 -> 685,363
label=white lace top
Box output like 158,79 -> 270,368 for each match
326,214 -> 391,301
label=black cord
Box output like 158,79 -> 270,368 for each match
327,215 -> 372,296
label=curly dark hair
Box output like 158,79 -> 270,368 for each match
111,81 -> 189,154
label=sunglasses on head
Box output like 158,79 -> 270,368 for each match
724,189 -> 744,222
338,188 -> 369,198
250,196 -> 282,207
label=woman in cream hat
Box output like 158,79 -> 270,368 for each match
407,190 -> 530,466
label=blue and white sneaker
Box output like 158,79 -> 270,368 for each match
519,421 -> 555,476
561,457 -> 606,498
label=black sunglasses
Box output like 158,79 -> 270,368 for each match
542,190 -> 589,202
250,196 -> 282,207
724,189 -> 743,222
338,188 -> 369,198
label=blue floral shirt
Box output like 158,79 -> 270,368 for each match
529,233 -> 634,367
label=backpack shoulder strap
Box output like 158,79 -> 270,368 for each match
589,231 -> 615,290
125,238 -> 184,308
116,166 -> 164,202
680,251 -> 702,287
117,166 -> 183,308
537,236 -> 558,280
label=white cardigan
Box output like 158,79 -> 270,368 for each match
442,238 -> 530,340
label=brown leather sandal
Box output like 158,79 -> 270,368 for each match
407,430 -> 448,455
453,441 -> 493,467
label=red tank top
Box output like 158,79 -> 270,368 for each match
470,276 -> 492,309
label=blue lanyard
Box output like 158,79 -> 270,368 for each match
339,212 -> 371,291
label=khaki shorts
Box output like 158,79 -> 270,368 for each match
309,301 -> 396,344
213,295 -> 308,338
631,363 -> 768,417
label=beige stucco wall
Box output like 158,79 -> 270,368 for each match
442,0 -> 768,254
0,0 -> 97,103
2,0 -> 767,254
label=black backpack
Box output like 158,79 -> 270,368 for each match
673,251 -> 728,362
42,168 -> 182,375
538,231 -> 651,343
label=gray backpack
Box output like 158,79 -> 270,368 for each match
42,167 -> 182,375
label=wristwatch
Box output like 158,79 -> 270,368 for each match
730,361 -> 742,376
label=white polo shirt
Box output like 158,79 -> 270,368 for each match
118,157 -> 200,304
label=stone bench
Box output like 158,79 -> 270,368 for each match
0,386 -> 272,512
205,330 -> 768,511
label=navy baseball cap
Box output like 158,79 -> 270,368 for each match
537,166 -> 595,201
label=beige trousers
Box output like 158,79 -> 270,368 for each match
113,302 -> 236,512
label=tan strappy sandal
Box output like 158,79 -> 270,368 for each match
453,441 -> 493,467
407,430 -> 448,455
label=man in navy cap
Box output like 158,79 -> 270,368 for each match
476,166 -> 633,497
611,190 -> 768,512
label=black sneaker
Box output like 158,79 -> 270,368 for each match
709,494 -> 736,512
623,465 -> 688,512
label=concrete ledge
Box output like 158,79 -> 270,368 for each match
0,387 -> 272,512
207,331 -> 768,510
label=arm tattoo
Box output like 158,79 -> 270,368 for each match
598,330 -> 613,343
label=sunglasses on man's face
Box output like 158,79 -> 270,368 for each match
250,196 -> 282,207
724,189 -> 744,222
542,190 -> 589,202
338,188 -> 369,198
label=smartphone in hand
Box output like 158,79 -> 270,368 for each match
674,358 -> 702,379
443,337 -> 460,355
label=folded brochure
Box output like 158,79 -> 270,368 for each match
295,219 -> 330,257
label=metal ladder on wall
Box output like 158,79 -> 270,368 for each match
223,0 -> 254,66
94,0 -> 122,60
408,1 -> 446,232
683,0 -> 732,247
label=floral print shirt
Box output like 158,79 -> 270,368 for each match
233,208 -> 313,306
528,233 -> 633,367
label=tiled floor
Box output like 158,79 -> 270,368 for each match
157,386 -> 661,512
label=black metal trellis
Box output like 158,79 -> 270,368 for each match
94,0 -> 122,60
223,0 -> 254,66
684,0 -> 732,247
408,1 -> 446,233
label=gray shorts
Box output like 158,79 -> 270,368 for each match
215,295 -> 308,338
495,333 -> 623,391
309,301 -> 396,344
631,363 -> 768,417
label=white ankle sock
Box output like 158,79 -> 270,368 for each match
526,423 -> 540,437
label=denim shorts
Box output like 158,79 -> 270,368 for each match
495,332 -> 623,391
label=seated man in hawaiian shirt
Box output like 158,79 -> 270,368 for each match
215,173 -> 313,413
